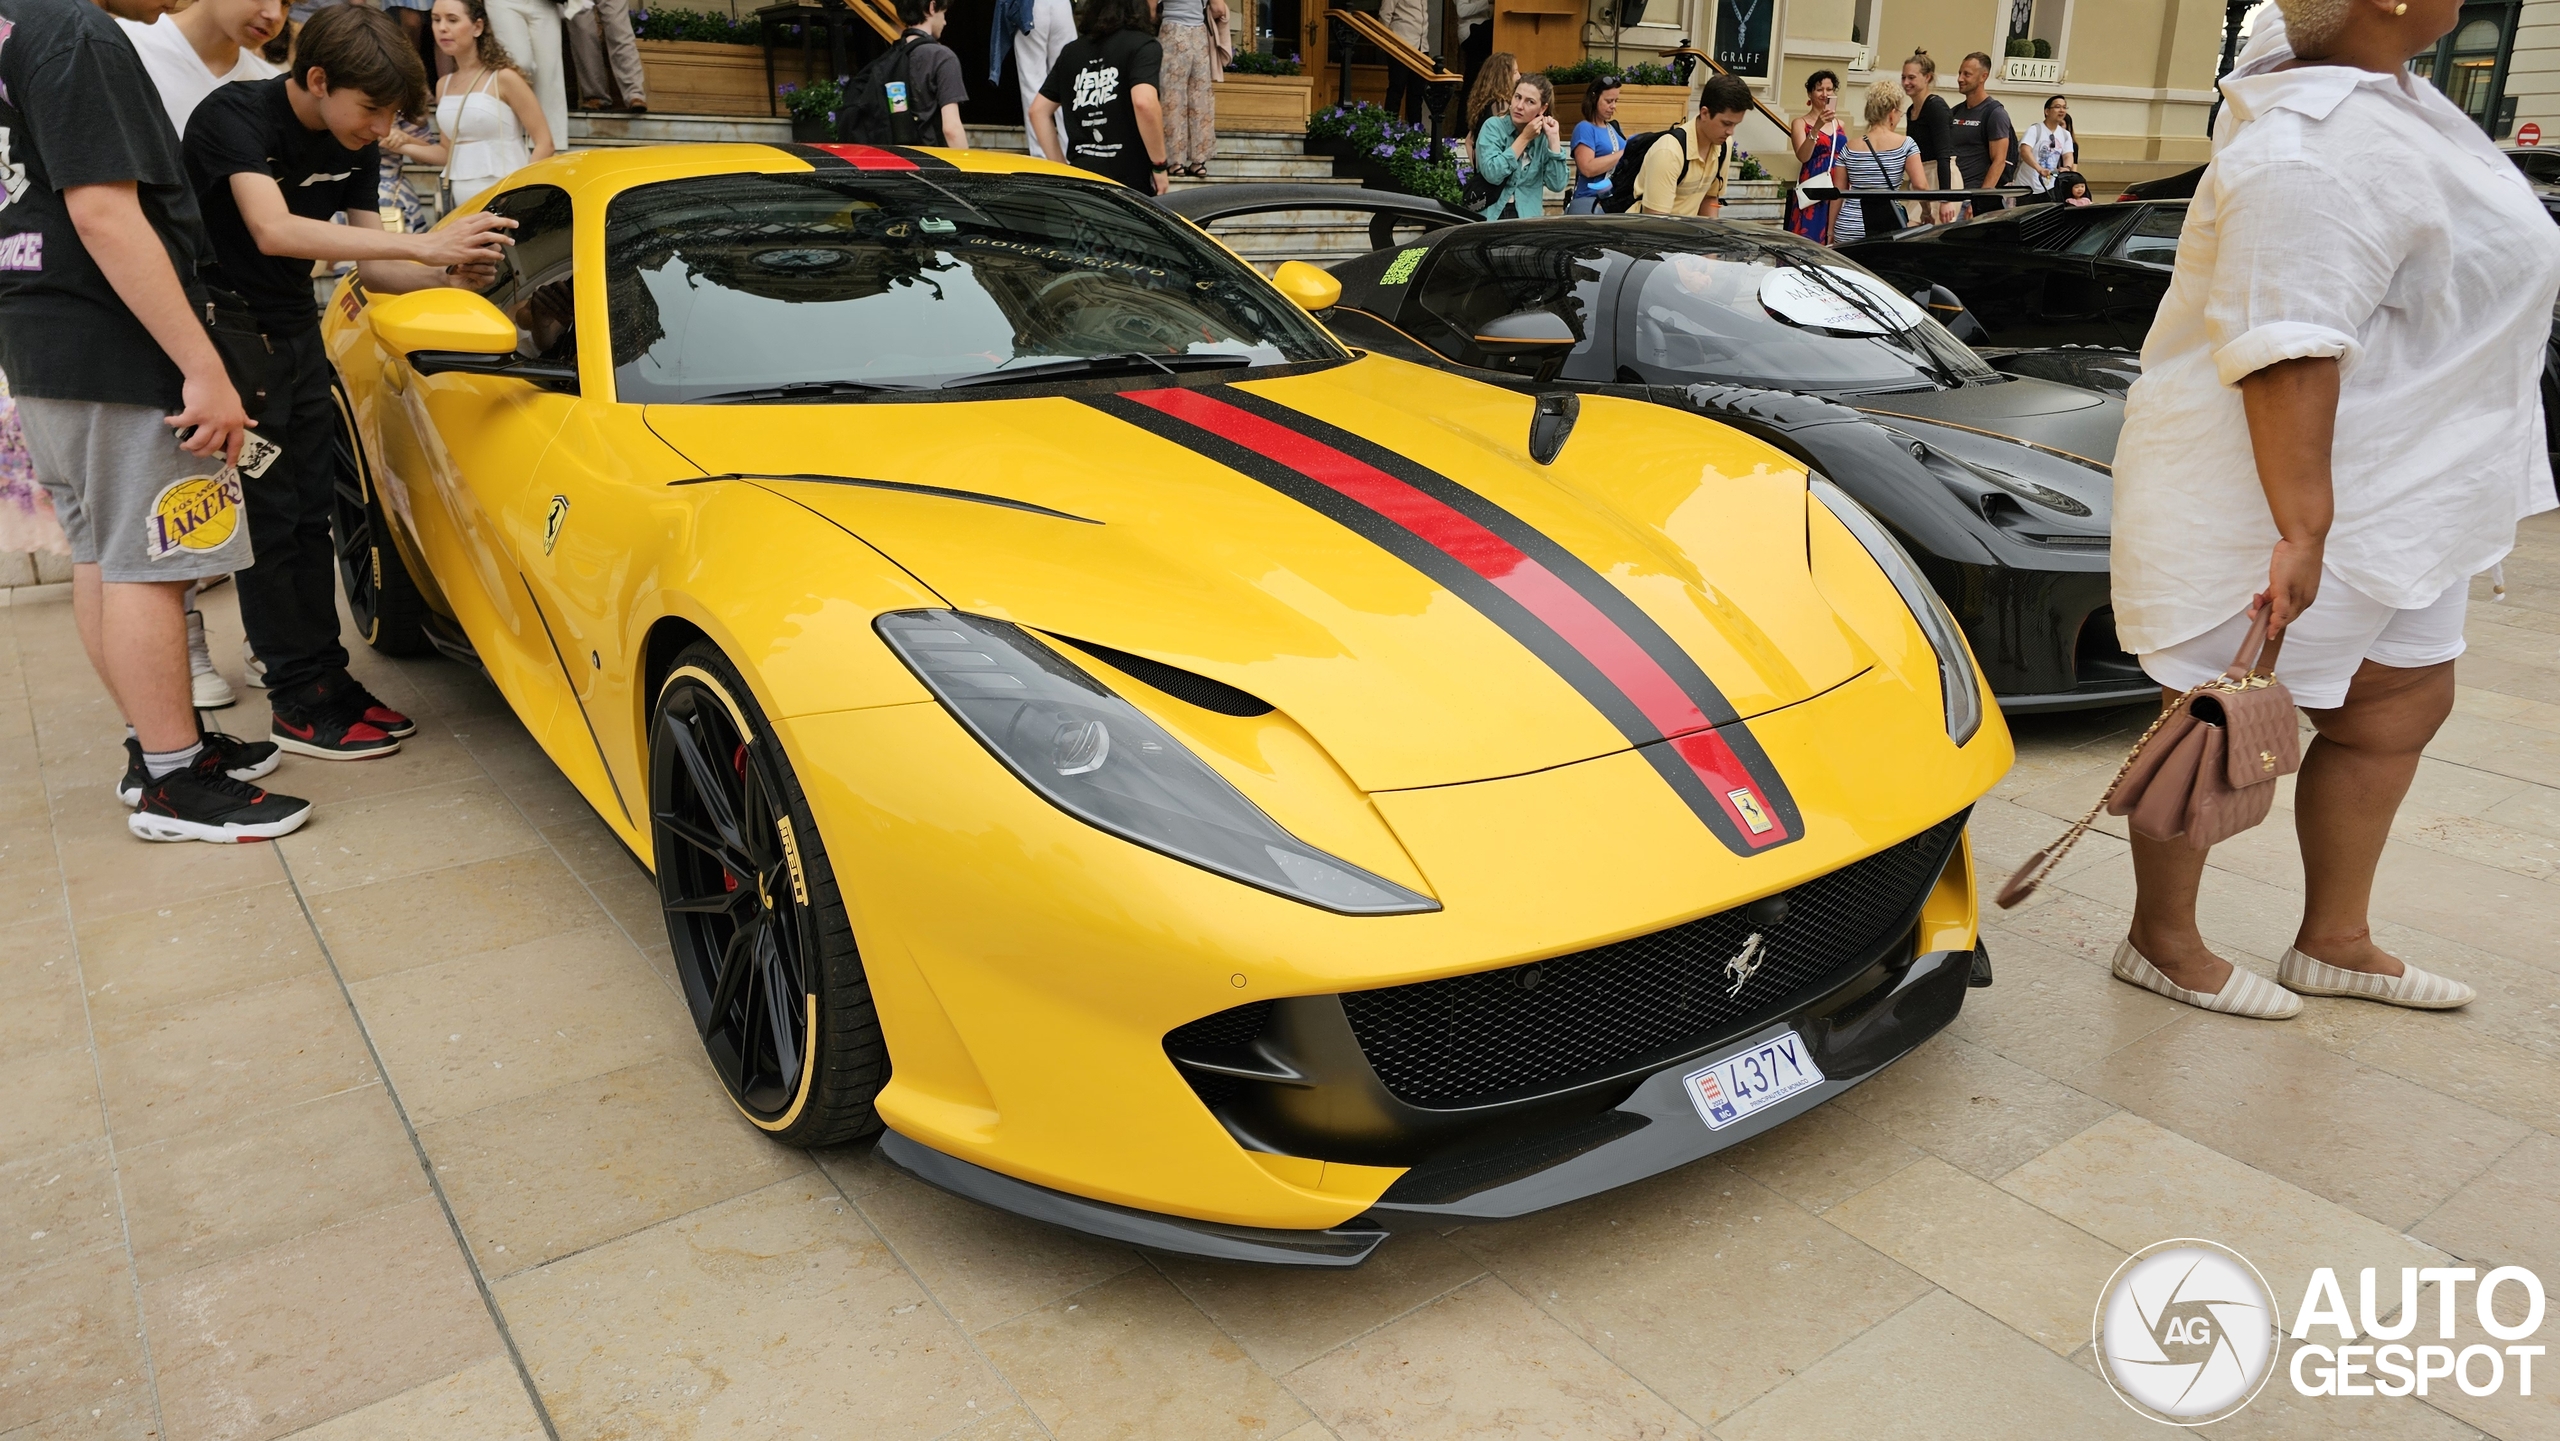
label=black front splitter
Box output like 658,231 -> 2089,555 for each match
874,943 -> 1982,1265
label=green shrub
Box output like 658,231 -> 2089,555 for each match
779,77 -> 842,123
1308,101 -> 1466,206
2030,37 -> 2052,59
1228,50 -> 1304,76
1543,58 -> 1681,88
632,6 -> 757,44
2005,36 -> 2034,58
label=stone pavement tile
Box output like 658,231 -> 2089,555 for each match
1996,1112 -> 2444,1309
2065,1014 -> 2528,1231
1964,795 -> 2127,883
2366,923 -> 2560,1058
0,1046 -> 104,1171
453,725 -> 609,833
2352,1021 -> 2560,1134
73,884 -> 323,1029
811,1138 -> 899,1201
0,918 -> 81,1062
0,1142 -> 123,1287
1161,1229 -> 1483,1375
0,827 -> 67,932
1282,1276 -> 1699,1441
1716,1103 -> 1922,1214
2397,1284 -> 2560,1441
47,804 -> 281,927
1716,1290 -> 2151,1441
2354,840 -> 2560,965
273,780 -> 544,897
117,1085 -> 426,1284
2425,711 -> 2560,791
2478,779 -> 2560,843
302,850 -> 606,985
0,1388 -> 159,1441
143,1197 -> 496,1441
978,1267 -> 1307,1440
92,970 -> 377,1149
1983,885 -> 2141,967
584,873 -> 669,956
1449,1165 -> 1926,1425
1269,1423 -> 1338,1441
533,815 -> 646,891
1835,1033 -> 2116,1181
496,1174 -> 1007,1440
1947,928 -> 2186,1078
2410,1131 -> 2560,1278
2390,811 -> 2560,884
2053,861 -> 2309,974
272,1357 -> 543,1441
0,1249 -> 147,1434
348,925 -> 689,1127
418,1049 -> 810,1279
1820,1155 -> 2126,1356
248,733 -> 489,811
935,1405 -> 1054,1440
2191,1336 -> 2490,1441
853,1171 -> 1141,1336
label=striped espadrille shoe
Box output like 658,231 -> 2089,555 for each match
2277,949 -> 2476,1010
2111,939 -> 2303,1020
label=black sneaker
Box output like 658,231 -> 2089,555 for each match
127,752 -> 312,843
270,703 -> 402,761
336,678 -> 417,738
117,730 -> 286,807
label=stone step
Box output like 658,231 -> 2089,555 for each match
566,110 -> 791,146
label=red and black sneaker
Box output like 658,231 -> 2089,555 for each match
128,751 -> 312,843
338,680 -> 416,739
270,702 -> 402,761
118,729 -> 284,807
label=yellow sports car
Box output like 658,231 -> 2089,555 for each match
322,142 -> 2012,1264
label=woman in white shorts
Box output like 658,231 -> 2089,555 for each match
2107,0 -> 2560,1018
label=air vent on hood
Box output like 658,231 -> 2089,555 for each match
1050,636 -> 1276,717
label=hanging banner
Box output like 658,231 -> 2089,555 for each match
1714,0 -> 1771,77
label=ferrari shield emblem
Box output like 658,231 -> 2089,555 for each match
1728,789 -> 1775,835
543,495 -> 569,555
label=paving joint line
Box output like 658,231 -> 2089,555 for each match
272,844 -> 565,1441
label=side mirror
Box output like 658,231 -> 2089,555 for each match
1471,307 -> 1578,353
1273,260 -> 1343,313
371,288 -> 517,356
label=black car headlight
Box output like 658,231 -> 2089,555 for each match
877,610 -> 1438,915
1813,480 -> 1984,746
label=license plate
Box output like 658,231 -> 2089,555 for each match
1682,1032 -> 1826,1131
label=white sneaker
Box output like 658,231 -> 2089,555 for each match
187,609 -> 235,709
242,640 -> 268,690
2278,948 -> 2475,1010
2111,938 -> 2302,1020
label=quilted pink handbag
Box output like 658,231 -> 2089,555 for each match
1998,605 -> 2299,908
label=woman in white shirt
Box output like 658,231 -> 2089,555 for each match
2107,0 -> 2560,1018
117,0 -> 283,135
2019,94 -> 2073,196
386,0 -> 557,209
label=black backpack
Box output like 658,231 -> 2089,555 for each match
1599,128 -> 1688,214
841,33 -> 930,145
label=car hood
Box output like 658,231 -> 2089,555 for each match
1847,375 -> 2125,468
641,357 -> 1876,792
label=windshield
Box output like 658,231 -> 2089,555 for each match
604,171 -> 1344,401
1626,250 -> 1999,393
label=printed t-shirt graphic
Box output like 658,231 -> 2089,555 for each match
1037,28 -> 1160,191
185,75 -> 378,329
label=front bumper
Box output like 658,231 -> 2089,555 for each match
880,936 -> 1986,1264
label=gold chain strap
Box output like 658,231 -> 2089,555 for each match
1999,687 -> 2196,906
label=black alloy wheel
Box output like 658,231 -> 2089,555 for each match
327,378 -> 436,656
649,643 -> 884,1145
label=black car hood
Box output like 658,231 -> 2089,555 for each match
1847,375 -> 2124,469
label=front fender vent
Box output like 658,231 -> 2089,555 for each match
1051,636 -> 1276,717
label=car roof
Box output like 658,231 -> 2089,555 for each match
444,142 -> 1110,213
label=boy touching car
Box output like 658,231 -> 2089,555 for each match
183,2 -> 511,760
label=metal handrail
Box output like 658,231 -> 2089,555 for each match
846,0 -> 900,45
1326,9 -> 1461,83
1656,46 -> 1790,134
1320,8 -> 1464,164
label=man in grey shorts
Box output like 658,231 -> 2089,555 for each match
0,0 -> 310,841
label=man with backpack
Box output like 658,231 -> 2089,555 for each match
845,0 -> 967,148
1616,71 -> 1750,219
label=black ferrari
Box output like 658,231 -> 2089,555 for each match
1164,185 -> 2150,711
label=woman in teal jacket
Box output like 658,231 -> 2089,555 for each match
1473,73 -> 1573,219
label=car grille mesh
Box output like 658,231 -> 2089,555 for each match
1340,813 -> 1968,1108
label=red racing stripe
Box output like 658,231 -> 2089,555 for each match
1126,387 -> 1791,848
805,143 -> 920,170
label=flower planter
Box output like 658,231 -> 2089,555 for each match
1550,82 -> 1689,135
1218,72 -> 1314,131
638,39 -> 771,117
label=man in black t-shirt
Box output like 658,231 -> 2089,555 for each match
1949,50 -> 2013,214
893,0 -> 968,148
1026,0 -> 1166,194
185,3 -> 511,761
0,0 -> 316,841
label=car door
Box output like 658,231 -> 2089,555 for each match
2093,203 -> 2184,346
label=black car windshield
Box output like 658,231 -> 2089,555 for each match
604,170 -> 1344,401
1622,243 -> 1999,393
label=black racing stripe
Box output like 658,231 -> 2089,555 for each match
886,145 -> 959,169
770,142 -> 856,169
1211,387 -> 1807,844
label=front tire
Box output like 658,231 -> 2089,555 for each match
649,644 -> 885,1145
328,377 -> 435,657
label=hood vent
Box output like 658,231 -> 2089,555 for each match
1051,636 -> 1276,717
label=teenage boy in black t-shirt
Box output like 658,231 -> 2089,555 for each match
183,2 -> 512,760
1026,0 -> 1167,194
0,0 -> 314,841
893,0 -> 967,148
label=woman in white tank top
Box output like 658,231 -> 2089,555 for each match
384,0 -> 556,209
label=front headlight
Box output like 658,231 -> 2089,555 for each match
877,610 -> 1439,916
1812,480 -> 1984,745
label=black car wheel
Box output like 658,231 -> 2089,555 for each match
650,644 -> 885,1146
328,380 -> 436,656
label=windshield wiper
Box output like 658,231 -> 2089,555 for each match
693,379 -> 922,403
940,352 -> 1255,389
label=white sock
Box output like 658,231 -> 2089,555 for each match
142,742 -> 203,780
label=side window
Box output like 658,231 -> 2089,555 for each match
1409,239 -> 1614,379
476,185 -> 577,363
2115,206 -> 2186,268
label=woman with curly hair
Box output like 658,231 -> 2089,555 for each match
386,0 -> 557,208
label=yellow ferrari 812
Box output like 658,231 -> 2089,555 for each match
321,143 -> 2012,1264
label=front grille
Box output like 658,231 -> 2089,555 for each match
1339,812 -> 1968,1108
